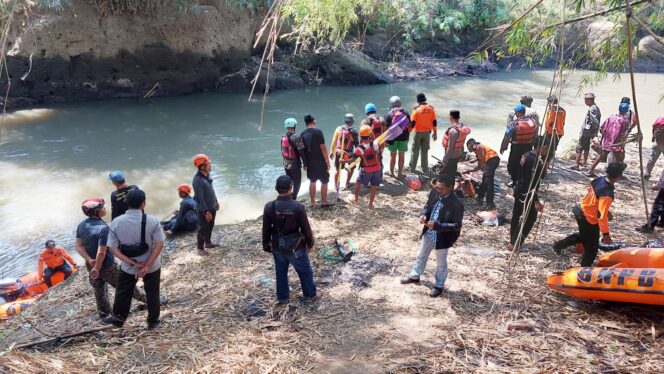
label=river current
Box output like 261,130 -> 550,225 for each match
1,70 -> 663,279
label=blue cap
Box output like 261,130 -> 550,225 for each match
108,171 -> 125,183
618,103 -> 629,113
365,103 -> 376,114
514,104 -> 526,112
284,118 -> 297,129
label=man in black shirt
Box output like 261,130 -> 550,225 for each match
109,171 -> 138,221
509,136 -> 547,251
262,175 -> 317,303
301,114 -> 332,207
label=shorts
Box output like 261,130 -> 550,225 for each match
598,150 -> 625,163
387,140 -> 408,153
576,135 -> 591,153
358,170 -> 382,187
307,161 -> 330,184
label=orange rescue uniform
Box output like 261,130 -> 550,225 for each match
410,104 -> 437,132
37,247 -> 76,280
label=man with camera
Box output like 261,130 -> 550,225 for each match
262,175 -> 317,304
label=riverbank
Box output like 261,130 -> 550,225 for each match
1,144 -> 663,372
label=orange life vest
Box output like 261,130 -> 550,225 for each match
442,123 -> 471,151
513,118 -> 537,144
545,106 -> 566,136
39,248 -> 67,268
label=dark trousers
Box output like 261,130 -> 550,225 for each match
86,263 -> 146,316
197,210 -> 216,249
649,188 -> 664,228
508,143 -> 533,184
163,218 -> 196,234
273,249 -> 316,301
510,196 -> 538,248
113,268 -> 161,325
286,167 -> 302,200
478,157 -> 500,205
43,263 -> 73,287
441,157 -> 460,178
555,217 -> 600,266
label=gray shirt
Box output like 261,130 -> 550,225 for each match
192,171 -> 218,212
581,104 -> 602,137
107,209 -> 165,275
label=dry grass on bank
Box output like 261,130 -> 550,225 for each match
1,146 -> 663,373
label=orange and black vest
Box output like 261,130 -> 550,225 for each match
442,124 -> 471,151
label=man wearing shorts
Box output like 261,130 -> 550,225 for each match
301,115 -> 332,206
385,96 -> 411,178
345,125 -> 382,208
572,93 -> 601,171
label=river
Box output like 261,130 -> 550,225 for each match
0,70 -> 663,279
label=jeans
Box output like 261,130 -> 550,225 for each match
478,157 -> 500,205
197,210 -> 216,249
112,268 -> 161,325
645,144 -> 663,176
43,263 -> 72,287
508,143 -> 533,184
86,263 -> 146,316
510,196 -> 538,248
286,166 -> 302,200
273,249 -> 316,301
410,132 -> 431,172
409,234 -> 450,288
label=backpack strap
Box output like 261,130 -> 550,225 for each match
141,213 -> 147,247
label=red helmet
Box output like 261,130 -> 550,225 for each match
177,184 -> 192,195
82,198 -> 105,216
192,154 -> 211,168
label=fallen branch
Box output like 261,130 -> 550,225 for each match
8,325 -> 114,350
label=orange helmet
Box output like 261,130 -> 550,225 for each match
192,154 -> 210,168
359,124 -> 372,137
177,184 -> 192,195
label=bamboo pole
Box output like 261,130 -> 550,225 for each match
624,0 -> 650,223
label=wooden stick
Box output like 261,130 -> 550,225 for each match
624,0 -> 651,223
9,325 -> 114,350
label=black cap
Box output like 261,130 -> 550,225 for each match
45,240 -> 55,248
416,93 -> 427,103
275,175 -> 293,192
606,162 -> 627,178
304,114 -> 315,124
621,97 -> 631,104
126,189 -> 146,209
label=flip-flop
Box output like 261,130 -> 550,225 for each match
319,202 -> 335,208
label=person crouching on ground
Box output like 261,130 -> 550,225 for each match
636,170 -> 664,233
343,125 -> 382,208
508,136 -> 548,252
192,153 -> 219,256
37,240 -> 77,287
400,174 -> 464,297
464,138 -> 500,210
553,162 -> 626,266
103,189 -> 165,330
262,175 -> 317,304
163,184 -> 198,236
76,198 -> 147,322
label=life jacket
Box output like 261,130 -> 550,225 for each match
368,115 -> 383,140
545,106 -> 566,136
40,248 -> 66,268
281,134 -> 296,160
336,125 -> 355,152
513,118 -> 537,144
356,142 -> 381,173
442,123 -> 471,151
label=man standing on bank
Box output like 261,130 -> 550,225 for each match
262,175 -> 317,304
281,118 -> 308,200
409,93 -> 438,173
192,154 -> 219,256
301,114 -> 332,207
501,104 -> 538,188
108,171 -> 138,221
400,174 -> 464,297
103,189 -> 164,330
572,93 -> 602,171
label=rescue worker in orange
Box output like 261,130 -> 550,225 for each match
343,125 -> 383,208
329,114 -> 359,190
440,110 -> 471,178
501,104 -> 538,188
554,162 -> 626,266
543,96 -> 566,170
37,240 -> 77,287
465,139 -> 500,210
409,93 -> 438,173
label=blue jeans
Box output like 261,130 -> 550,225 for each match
273,249 -> 316,301
409,234 -> 450,288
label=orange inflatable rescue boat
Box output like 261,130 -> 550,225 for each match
0,269 -> 74,321
547,247 -> 664,306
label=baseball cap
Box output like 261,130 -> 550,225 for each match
275,175 -> 293,192
108,171 -> 125,183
